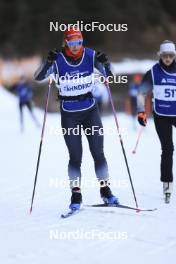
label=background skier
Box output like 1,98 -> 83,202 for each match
12,76 -> 40,132
137,40 -> 176,203
128,74 -> 142,129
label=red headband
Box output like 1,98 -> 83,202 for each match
64,28 -> 83,41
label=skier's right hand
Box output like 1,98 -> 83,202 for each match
47,49 -> 58,63
138,112 -> 147,126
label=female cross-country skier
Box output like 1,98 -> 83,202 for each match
34,27 -> 119,210
137,40 -> 176,203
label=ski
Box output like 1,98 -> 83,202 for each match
61,204 -> 157,218
86,203 -> 157,212
61,209 -> 82,219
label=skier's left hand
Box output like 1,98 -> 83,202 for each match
138,112 -> 147,126
97,51 -> 109,64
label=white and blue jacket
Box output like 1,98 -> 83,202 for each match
34,48 -> 111,112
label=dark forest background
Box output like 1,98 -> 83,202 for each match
0,0 -> 176,60
0,0 -> 176,112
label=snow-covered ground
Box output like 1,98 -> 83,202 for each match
0,86 -> 176,264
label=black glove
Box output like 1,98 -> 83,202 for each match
47,49 -> 58,63
96,51 -> 109,64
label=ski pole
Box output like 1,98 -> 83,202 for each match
103,74 -> 139,208
132,126 -> 144,154
29,77 -> 52,214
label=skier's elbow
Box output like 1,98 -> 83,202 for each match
34,61 -> 51,81
34,72 -> 44,81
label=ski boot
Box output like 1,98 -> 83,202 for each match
100,181 -> 119,205
69,187 -> 82,210
163,182 -> 173,204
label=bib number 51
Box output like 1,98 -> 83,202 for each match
165,88 -> 176,98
